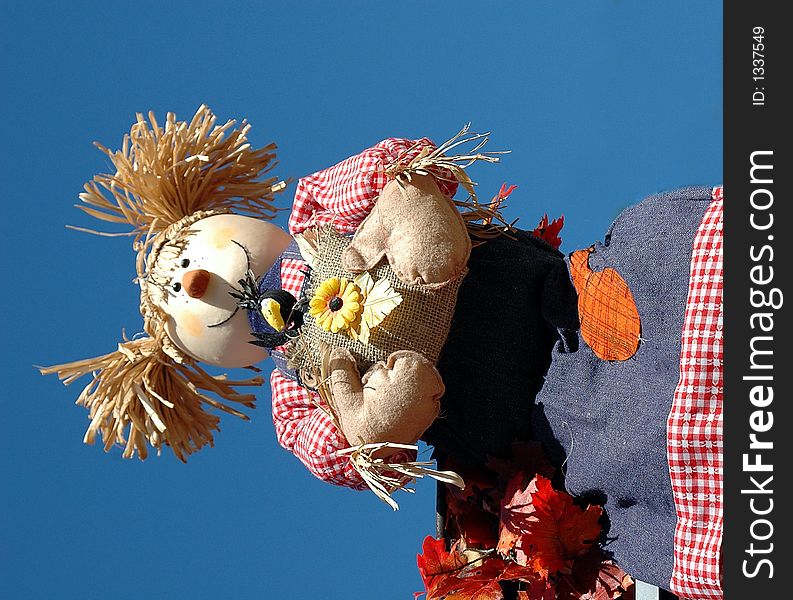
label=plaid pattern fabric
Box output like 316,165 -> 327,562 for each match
271,138 -> 448,487
289,137 -> 457,235
667,186 -> 723,599
270,369 -> 370,489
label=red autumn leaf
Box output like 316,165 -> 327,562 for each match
484,183 -> 518,226
497,475 -> 602,576
531,213 -> 564,249
432,559 -> 504,600
496,472 -> 534,556
417,536 -> 468,598
417,538 -> 509,600
523,476 -> 602,571
423,550 -> 505,600
558,499 -> 604,559
418,537 -> 554,600
434,553 -> 551,600
555,550 -> 635,600
497,561 -> 544,585
496,183 -> 518,201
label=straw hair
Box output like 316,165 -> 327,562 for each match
40,337 -> 263,462
41,106 -> 285,460
78,104 -> 283,243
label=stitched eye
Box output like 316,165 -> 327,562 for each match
180,258 -> 190,268
172,282 -> 182,292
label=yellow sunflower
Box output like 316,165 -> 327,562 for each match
309,277 -> 363,333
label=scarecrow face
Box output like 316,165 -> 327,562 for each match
156,214 -> 292,367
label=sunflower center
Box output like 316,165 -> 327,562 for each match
328,296 -> 343,311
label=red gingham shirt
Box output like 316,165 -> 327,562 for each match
667,186 -> 724,598
270,138 -> 457,488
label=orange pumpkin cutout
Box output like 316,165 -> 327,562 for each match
569,247 -> 641,361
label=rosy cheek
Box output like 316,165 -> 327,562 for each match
179,311 -> 205,338
209,226 -> 237,249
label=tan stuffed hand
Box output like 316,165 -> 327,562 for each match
329,347 -> 444,449
341,174 -> 471,289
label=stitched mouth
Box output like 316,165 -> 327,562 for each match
206,306 -> 239,329
207,239 -> 250,328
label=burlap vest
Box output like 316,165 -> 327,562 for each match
285,227 -> 466,386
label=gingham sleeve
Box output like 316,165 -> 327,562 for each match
288,137 -> 458,236
270,369 -> 368,489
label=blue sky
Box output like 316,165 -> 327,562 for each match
2,2 -> 721,599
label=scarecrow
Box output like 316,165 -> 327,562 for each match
42,107 -> 722,598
